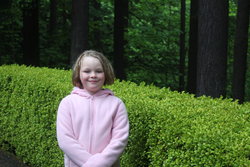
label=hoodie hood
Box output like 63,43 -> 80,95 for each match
71,87 -> 114,98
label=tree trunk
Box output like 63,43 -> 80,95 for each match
232,0 -> 250,103
187,0 -> 198,94
92,0 -> 102,51
49,0 -> 57,35
0,0 -> 11,9
179,0 -> 186,92
22,0 -> 39,66
70,0 -> 89,66
196,0 -> 229,98
113,0 -> 128,80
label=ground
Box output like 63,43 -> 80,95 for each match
0,150 -> 29,167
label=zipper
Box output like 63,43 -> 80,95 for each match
88,96 -> 95,153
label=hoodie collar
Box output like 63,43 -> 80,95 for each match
71,87 -> 114,98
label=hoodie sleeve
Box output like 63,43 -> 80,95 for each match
56,97 -> 92,166
83,100 -> 129,167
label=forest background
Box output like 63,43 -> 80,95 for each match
0,0 -> 249,102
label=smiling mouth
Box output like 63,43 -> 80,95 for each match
89,80 -> 98,83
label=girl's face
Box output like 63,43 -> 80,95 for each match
80,56 -> 105,94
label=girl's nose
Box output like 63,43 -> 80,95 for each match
90,72 -> 97,77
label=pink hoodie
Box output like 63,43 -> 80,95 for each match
56,87 -> 129,167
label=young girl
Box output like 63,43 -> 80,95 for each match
56,50 -> 129,167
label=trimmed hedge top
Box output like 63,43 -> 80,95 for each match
0,65 -> 250,167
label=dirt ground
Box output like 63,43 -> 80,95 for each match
0,150 -> 29,167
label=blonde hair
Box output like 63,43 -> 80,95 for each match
72,50 -> 115,88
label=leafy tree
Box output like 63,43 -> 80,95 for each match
88,0 -> 114,57
127,0 -> 180,88
39,0 -> 71,69
178,0 -> 186,91
0,1 -> 23,65
48,0 -> 57,35
0,0 -> 249,101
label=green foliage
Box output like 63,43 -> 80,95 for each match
39,0 -> 71,69
1,0 -> 249,101
106,81 -> 173,167
127,0 -> 181,88
88,0 -> 114,58
0,65 -> 72,167
0,2 -> 23,65
0,65 -> 250,167
147,96 -> 250,167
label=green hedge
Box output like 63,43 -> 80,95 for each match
0,65 -> 72,166
0,65 -> 250,167
147,96 -> 250,167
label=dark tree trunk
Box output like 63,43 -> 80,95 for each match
179,0 -> 186,91
70,0 -> 89,66
196,0 -> 229,98
62,0 -> 68,26
22,0 -> 39,66
232,0 -> 250,103
187,0 -> 198,94
0,0 -> 11,9
92,0 -> 102,51
113,0 -> 128,80
49,0 -> 57,34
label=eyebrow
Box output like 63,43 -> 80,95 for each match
81,67 -> 103,70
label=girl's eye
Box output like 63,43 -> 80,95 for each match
83,70 -> 90,73
96,70 -> 103,73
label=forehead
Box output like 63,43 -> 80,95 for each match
80,56 -> 103,68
